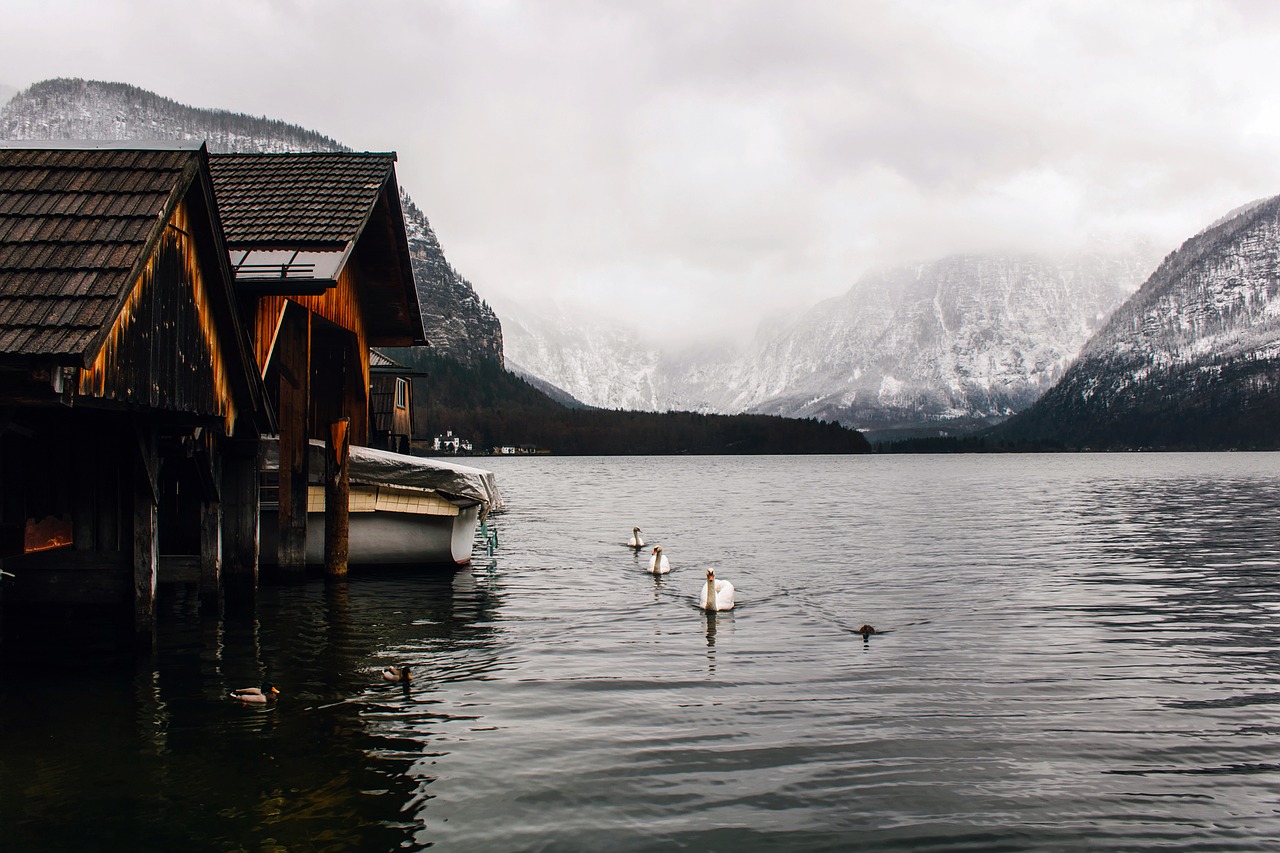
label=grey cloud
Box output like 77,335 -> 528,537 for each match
3,0 -> 1280,341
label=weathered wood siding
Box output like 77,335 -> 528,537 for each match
370,374 -> 412,451
77,200 -> 239,434
250,259 -> 372,443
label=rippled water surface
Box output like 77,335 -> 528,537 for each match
5,453 -> 1280,851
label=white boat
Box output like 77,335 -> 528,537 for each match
259,438 -> 503,567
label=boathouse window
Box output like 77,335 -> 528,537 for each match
395,378 -> 408,410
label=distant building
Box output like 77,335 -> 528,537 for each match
369,349 -> 424,454
433,430 -> 472,454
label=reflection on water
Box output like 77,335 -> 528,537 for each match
5,453 -> 1280,850
0,563 -> 507,852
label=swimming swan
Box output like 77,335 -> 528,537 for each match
628,527 -> 645,549
698,568 -> 734,611
649,545 -> 671,574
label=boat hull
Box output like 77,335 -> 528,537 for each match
261,503 -> 480,567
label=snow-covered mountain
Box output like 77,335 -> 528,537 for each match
497,300 -> 667,411
0,78 -> 503,365
503,250 -> 1157,434
1002,195 -> 1280,449
1,78 -> 1171,433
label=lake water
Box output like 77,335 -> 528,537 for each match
4,453 -> 1280,851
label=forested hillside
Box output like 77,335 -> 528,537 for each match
998,194 -> 1280,450
392,351 -> 869,455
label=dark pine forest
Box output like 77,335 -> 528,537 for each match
387,350 -> 869,455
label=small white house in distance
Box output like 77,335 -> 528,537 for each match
432,430 -> 473,454
495,446 -> 517,455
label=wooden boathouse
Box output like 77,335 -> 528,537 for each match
0,145 -> 428,654
206,152 -> 425,580
0,143 -> 272,648
369,348 -> 427,455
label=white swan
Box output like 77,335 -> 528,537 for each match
628,526 -> 645,549
698,568 -> 734,611
648,545 -> 671,574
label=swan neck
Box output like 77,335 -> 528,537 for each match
705,578 -> 718,611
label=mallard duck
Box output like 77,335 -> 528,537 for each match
698,568 -> 734,612
230,683 -> 279,704
628,527 -> 645,549
382,665 -> 412,683
856,624 -> 878,640
648,545 -> 671,575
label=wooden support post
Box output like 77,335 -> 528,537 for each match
133,425 -> 158,650
277,307 -> 310,580
199,497 -> 222,607
324,418 -> 350,578
220,439 -> 259,602
198,437 -> 222,609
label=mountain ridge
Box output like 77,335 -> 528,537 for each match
998,194 -> 1280,449
0,77 -> 503,366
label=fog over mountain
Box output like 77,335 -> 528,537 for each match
501,248 -> 1159,436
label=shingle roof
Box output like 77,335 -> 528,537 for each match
207,152 -> 396,246
0,148 -> 192,358
369,348 -> 405,369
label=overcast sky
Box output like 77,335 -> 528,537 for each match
5,0 -> 1280,341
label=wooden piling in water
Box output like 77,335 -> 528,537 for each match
133,424 -> 159,650
276,306 -> 311,581
325,418 -> 351,578
221,439 -> 260,601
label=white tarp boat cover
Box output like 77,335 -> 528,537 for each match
261,438 -> 504,518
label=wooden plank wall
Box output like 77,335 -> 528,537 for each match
250,260 -> 371,444
77,200 -> 238,435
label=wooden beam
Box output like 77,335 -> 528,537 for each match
134,422 -> 160,506
236,279 -> 336,296
220,438 -> 259,600
199,494 -> 222,606
276,306 -> 310,580
324,418 -> 350,578
159,555 -> 202,585
133,424 -> 158,650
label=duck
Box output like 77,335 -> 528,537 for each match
698,568 -> 734,612
230,683 -> 279,704
382,665 -> 412,683
628,527 -> 645,549
856,624 -> 878,640
648,545 -> 671,574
